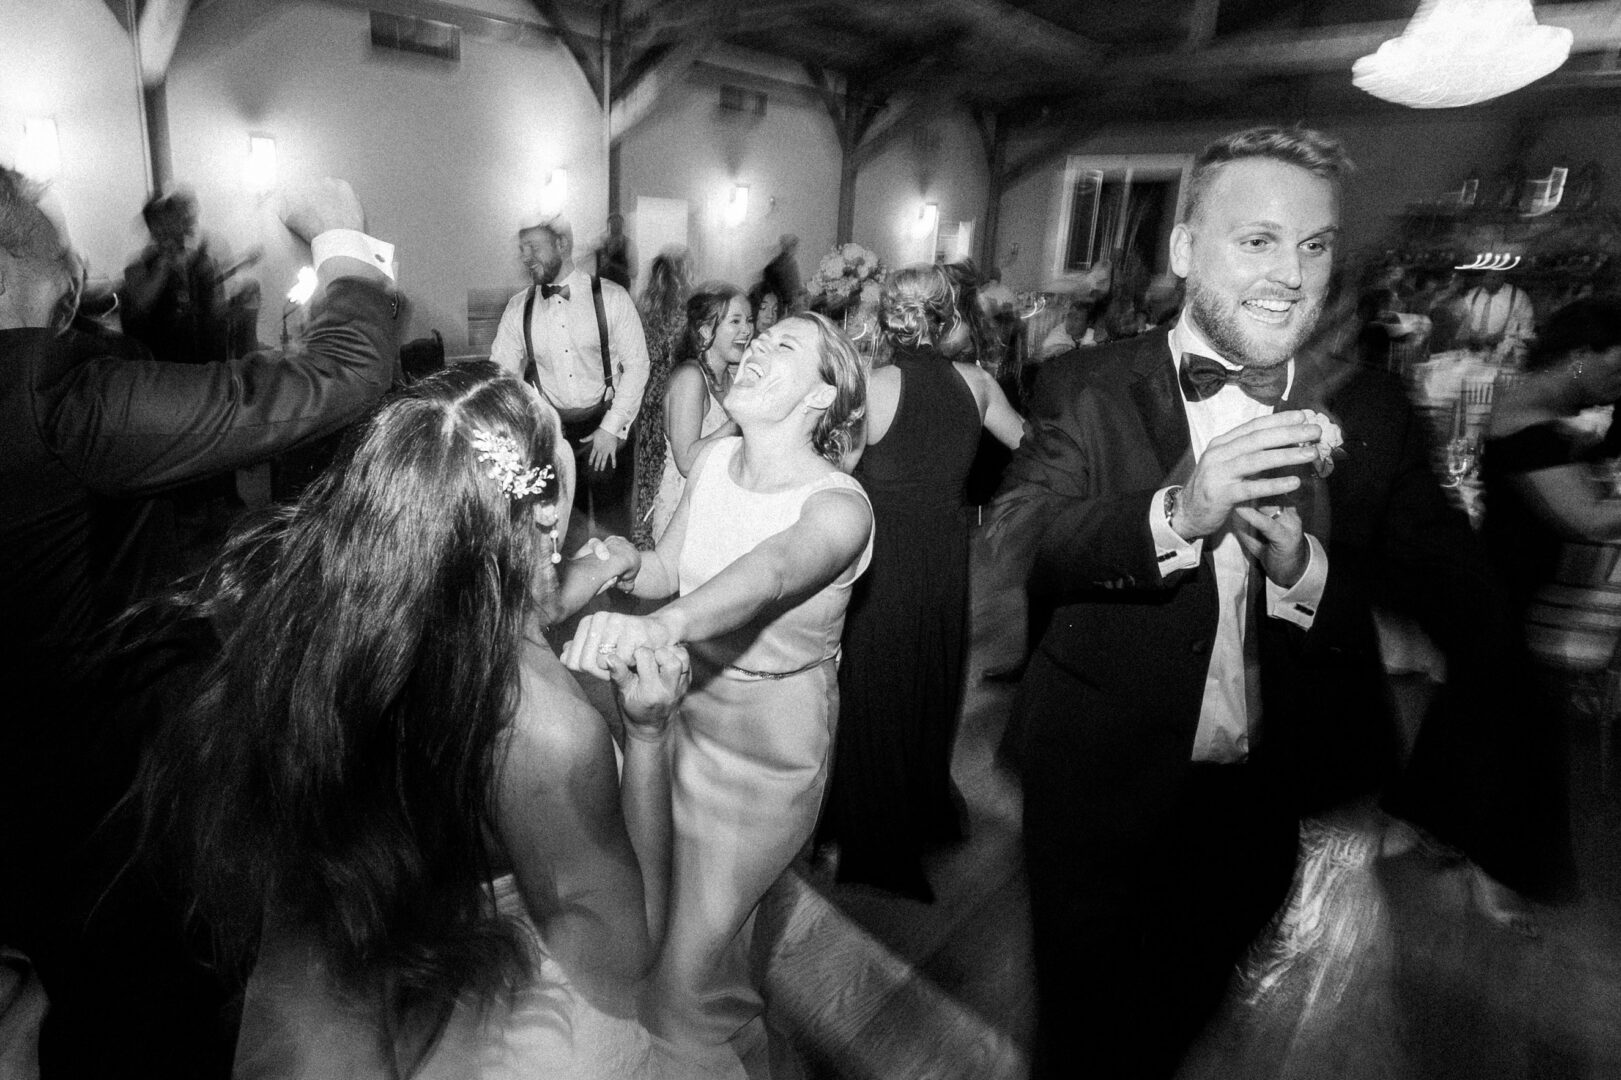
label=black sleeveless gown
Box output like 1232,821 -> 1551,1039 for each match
820,347 -> 983,900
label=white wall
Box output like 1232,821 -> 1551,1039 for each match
166,0 -> 605,347
618,56 -> 842,292
0,0 -> 149,285
853,106 -> 990,277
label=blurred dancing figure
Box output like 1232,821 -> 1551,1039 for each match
120,190 -> 233,365
1390,299 -> 1621,927
632,249 -> 693,549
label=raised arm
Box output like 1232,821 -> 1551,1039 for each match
50,180 -> 400,496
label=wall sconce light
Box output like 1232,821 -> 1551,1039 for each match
725,184 -> 749,227
912,201 -> 939,240
538,169 -> 568,217
245,135 -> 278,192
20,118 -> 61,181
282,265 -> 319,347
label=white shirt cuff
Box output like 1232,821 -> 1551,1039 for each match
311,229 -> 396,281
1266,533 -> 1327,629
1150,486 -> 1202,577
601,407 -> 633,440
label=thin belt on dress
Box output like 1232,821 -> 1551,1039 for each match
709,648 -> 841,681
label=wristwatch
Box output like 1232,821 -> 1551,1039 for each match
1163,485 -> 1181,532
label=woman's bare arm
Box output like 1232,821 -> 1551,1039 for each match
494,647 -> 655,1009
560,487 -> 872,673
955,360 -> 1025,449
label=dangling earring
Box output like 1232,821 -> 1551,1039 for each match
548,526 -> 562,564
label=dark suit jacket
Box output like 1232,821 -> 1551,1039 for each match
991,327 -> 1486,817
1,274 -> 399,691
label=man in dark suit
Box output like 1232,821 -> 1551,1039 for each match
994,126 -> 1477,1078
0,168 -> 399,1078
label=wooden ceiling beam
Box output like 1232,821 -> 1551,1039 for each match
1002,114 -> 1107,189
1184,0 -> 1219,53
610,37 -> 708,139
629,0 -> 831,44
527,0 -> 604,103
932,0 -> 1103,68
135,0 -> 192,85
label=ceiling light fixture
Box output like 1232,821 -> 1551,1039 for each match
1352,0 -> 1571,109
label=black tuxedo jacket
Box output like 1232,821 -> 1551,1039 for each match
992,327 -> 1489,814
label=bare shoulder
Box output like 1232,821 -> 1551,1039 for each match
502,637 -> 615,788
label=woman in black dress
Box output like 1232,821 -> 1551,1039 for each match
820,263 -> 1024,900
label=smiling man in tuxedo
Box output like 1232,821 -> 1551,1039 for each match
994,127 -> 1395,1078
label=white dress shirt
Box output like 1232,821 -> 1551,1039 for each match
489,267 -> 650,439
1148,317 -> 1328,763
1460,283 -> 1535,345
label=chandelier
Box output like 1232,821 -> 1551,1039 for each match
1352,0 -> 1573,108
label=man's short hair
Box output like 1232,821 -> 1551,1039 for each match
1181,126 -> 1355,225
0,165 -> 64,262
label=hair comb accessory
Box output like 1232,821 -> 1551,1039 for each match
471,431 -> 554,500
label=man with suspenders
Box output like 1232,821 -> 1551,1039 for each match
490,214 -> 650,537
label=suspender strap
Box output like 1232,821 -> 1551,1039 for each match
592,274 -> 614,402
521,285 -> 538,389
521,278 -> 614,404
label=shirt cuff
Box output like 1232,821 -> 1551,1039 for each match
311,229 -> 396,281
1150,485 -> 1202,577
600,407 -> 633,441
1266,533 -> 1327,629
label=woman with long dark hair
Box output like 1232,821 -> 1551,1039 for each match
561,313 -> 873,1075
646,283 -> 752,544
632,248 -> 693,548
819,263 -> 1024,900
137,362 -> 685,1078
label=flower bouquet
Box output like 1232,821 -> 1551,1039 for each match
808,243 -> 885,317
807,243 -> 886,353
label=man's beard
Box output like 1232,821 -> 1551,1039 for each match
1187,277 -> 1320,369
528,257 -> 563,285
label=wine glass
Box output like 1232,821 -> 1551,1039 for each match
1444,437 -> 1477,488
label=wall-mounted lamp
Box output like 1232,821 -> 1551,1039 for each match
20,118 -> 61,181
538,169 -> 568,217
725,184 -> 749,227
913,201 -> 939,240
282,265 -> 318,347
245,135 -> 278,193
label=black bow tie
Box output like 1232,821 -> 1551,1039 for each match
542,283 -> 570,300
1178,353 -> 1288,407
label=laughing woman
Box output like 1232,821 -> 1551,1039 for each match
646,284 -> 753,545
563,313 -> 872,1076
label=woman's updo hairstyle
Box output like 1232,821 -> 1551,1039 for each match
880,263 -> 958,349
